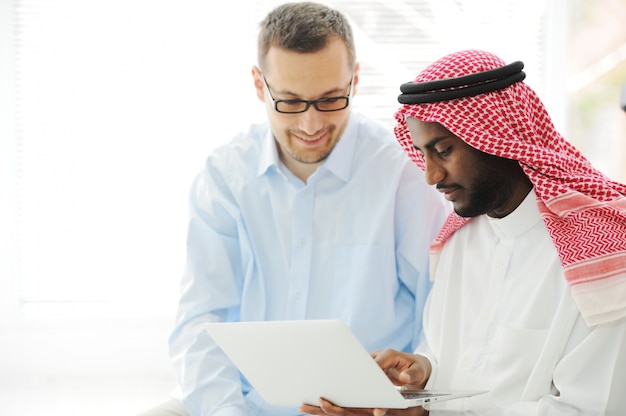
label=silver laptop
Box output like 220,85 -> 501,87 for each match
204,319 -> 486,409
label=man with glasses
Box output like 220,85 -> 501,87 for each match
138,2 -> 448,416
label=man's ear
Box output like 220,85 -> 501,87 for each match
351,62 -> 360,97
251,66 -> 265,102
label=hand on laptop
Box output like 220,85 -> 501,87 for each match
371,349 -> 432,390
299,350 -> 432,415
299,398 -> 428,416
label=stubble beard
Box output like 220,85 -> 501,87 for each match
284,127 -> 337,165
454,154 -> 518,218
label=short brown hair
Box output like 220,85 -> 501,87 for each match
257,2 -> 356,72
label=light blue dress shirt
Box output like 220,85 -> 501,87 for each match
169,111 -> 449,416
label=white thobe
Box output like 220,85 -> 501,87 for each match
418,189 -> 626,416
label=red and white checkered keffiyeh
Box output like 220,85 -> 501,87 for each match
394,49 -> 626,326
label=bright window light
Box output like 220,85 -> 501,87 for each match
9,0 -> 560,319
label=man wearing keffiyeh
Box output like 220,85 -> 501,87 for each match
302,50 -> 626,416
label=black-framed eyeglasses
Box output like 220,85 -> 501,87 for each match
262,75 -> 353,114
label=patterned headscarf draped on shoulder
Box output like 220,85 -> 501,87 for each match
394,49 -> 626,327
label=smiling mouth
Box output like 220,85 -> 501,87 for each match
294,132 -> 327,146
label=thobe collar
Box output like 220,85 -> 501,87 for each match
487,188 -> 542,240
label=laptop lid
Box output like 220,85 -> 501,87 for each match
204,319 -> 486,409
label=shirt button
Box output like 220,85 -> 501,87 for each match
294,291 -> 302,299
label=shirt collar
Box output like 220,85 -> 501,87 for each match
487,188 -> 542,240
258,127 -> 280,176
257,113 -> 357,182
322,113 -> 356,182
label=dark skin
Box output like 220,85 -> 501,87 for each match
299,118 -> 532,416
407,118 -> 533,219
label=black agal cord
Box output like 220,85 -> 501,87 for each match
398,61 -> 526,104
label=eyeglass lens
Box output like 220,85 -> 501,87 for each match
275,97 -> 349,113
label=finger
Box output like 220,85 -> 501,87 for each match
399,369 -> 419,384
373,349 -> 409,371
318,398 -> 347,415
299,404 -> 326,415
319,399 -> 381,416
383,367 -> 403,384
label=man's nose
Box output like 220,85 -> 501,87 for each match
424,156 -> 445,186
297,106 -> 325,135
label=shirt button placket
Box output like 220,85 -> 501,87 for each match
287,186 -> 314,319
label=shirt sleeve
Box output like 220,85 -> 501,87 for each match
168,159 -> 249,416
